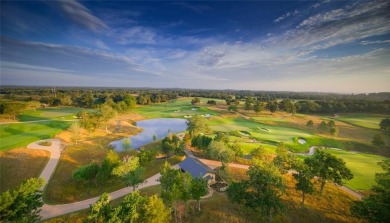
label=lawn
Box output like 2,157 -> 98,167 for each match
133,97 -> 220,118
209,117 -> 314,152
18,107 -> 88,121
0,121 -> 71,151
333,113 -> 388,129
325,149 -> 387,191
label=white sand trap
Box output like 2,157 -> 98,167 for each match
191,108 -> 198,110
298,138 -> 306,144
184,115 -> 192,118
174,110 -> 181,113
240,132 -> 249,136
259,127 -> 269,132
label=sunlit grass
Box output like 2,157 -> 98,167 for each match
0,148 -> 50,192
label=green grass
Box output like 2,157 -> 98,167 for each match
209,117 -> 314,152
334,113 -> 388,129
18,107 -> 88,121
133,98 -> 220,118
0,121 -> 71,151
324,149 -> 387,191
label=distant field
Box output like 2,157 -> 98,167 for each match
18,107 -> 88,121
0,121 -> 71,151
324,149 -> 386,191
334,113 -> 388,129
133,97 -> 220,118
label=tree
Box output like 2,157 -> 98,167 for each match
228,105 -> 238,112
245,97 -> 254,110
85,192 -> 112,223
112,156 -> 140,177
253,100 -> 265,113
306,120 -> 314,128
292,160 -> 315,205
251,146 -> 272,163
226,181 -> 248,211
207,100 -> 217,105
69,122 -> 82,145
187,115 -> 210,136
99,104 -> 116,133
227,164 -> 286,223
190,177 -> 208,211
125,166 -> 145,191
98,150 -> 121,181
372,133 -> 385,146
137,148 -> 157,166
140,195 -> 171,223
159,162 -> 187,221
230,141 -> 243,161
351,160 -> 390,223
207,140 -> 233,166
86,190 -> 171,223
122,138 -> 132,150
273,143 -> 295,174
379,118 -> 390,131
305,150 -> 353,194
317,121 -> 328,133
191,97 -> 200,105
0,178 -> 44,223
327,120 -> 336,128
329,126 -> 339,137
266,100 -> 278,113
2,101 -> 26,120
72,162 -> 100,187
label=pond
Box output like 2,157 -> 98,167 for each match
110,118 -> 188,151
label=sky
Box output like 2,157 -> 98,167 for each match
1,0 -> 389,93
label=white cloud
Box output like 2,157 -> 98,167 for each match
56,0 -> 108,32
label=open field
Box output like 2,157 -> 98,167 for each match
0,148 -> 50,192
0,121 -> 71,151
333,113 -> 388,129
325,149 -> 387,191
133,97 -> 220,118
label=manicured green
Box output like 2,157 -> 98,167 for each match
18,107 -> 89,121
334,113 -> 388,129
322,149 -> 386,191
209,117 -> 313,148
133,98 -> 220,118
0,121 -> 71,150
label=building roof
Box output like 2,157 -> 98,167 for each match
179,156 -> 214,178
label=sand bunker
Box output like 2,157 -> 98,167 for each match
191,108 -> 198,110
298,138 -> 306,144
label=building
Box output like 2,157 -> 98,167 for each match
179,156 -> 216,185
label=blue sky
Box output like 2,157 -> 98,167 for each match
1,0 -> 389,93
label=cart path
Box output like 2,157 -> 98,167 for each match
29,139 -> 362,220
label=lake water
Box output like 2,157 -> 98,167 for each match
110,118 -> 188,151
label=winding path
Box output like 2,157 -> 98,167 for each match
29,139 -> 362,221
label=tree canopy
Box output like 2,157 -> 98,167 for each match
305,149 -> 353,194
0,178 -> 45,223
